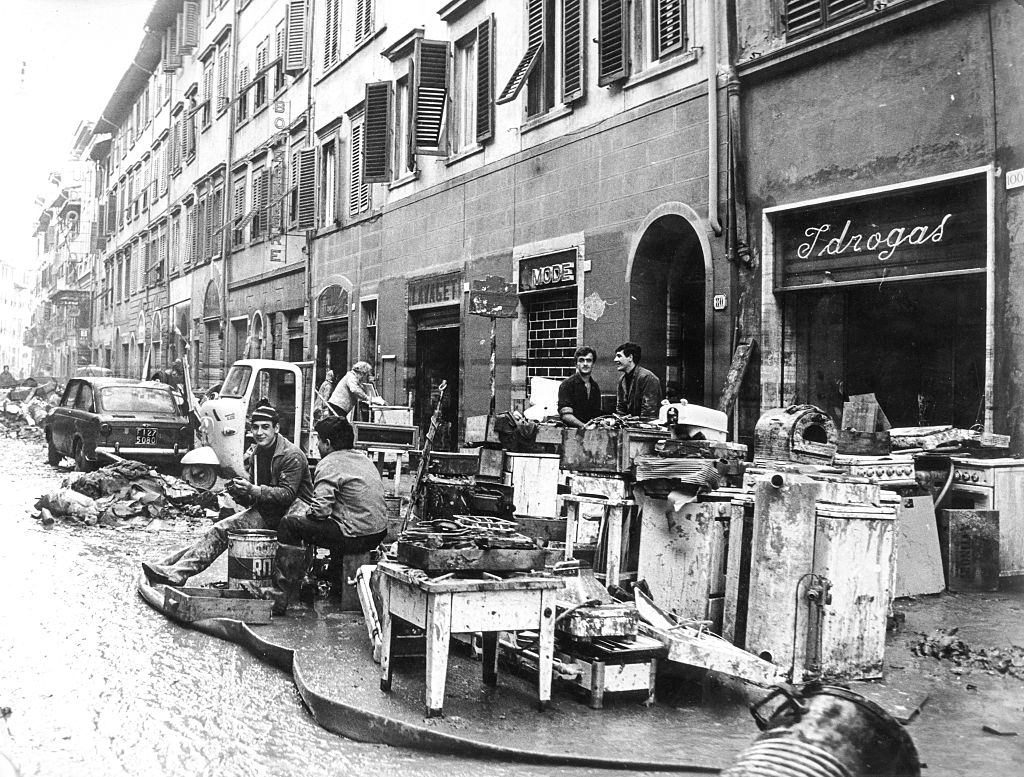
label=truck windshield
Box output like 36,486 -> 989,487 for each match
220,366 -> 252,398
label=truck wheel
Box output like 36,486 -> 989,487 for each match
181,463 -> 217,490
47,436 -> 62,466
73,439 -> 96,472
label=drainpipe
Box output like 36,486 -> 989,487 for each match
304,2 -> 317,369
706,0 -> 723,237
221,3 -> 242,377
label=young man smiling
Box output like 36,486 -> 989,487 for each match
558,346 -> 602,428
613,342 -> 663,420
141,404 -> 314,587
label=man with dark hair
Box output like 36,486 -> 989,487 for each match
613,342 -> 662,419
558,345 -> 602,428
277,415 -> 387,588
141,403 -> 314,586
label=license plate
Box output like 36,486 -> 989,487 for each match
136,427 -> 158,446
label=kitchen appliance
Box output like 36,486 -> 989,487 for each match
831,453 -> 917,489
945,457 -> 1024,578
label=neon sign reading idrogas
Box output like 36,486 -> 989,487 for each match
796,213 -> 953,263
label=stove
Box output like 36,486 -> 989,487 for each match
831,454 -> 917,488
946,457 -> 1024,577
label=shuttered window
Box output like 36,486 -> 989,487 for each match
232,177 -> 246,246
250,170 -> 265,241
217,46 -> 230,114
497,0 -> 544,105
453,35 -> 477,153
355,0 -> 374,44
597,0 -> 629,86
475,16 -> 495,143
412,39 -> 450,155
324,0 -> 341,70
363,82 -> 391,183
295,147 -> 317,229
210,185 -> 223,256
275,19 -> 287,91
654,0 -> 686,59
285,0 -> 308,73
163,24 -> 181,73
255,39 -> 269,109
180,2 -> 200,52
784,0 -> 870,36
237,66 -> 250,123
348,115 -> 371,216
561,0 -> 585,103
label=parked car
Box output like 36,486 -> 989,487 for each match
43,378 -> 194,471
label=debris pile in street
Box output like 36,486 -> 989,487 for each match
32,459 -> 227,527
0,387 -> 55,440
911,628 -> 1024,680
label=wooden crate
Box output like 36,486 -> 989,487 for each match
569,473 -> 633,500
163,586 -> 273,624
561,428 -> 668,473
504,452 -> 562,518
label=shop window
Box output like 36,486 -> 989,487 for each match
362,300 -> 377,365
525,289 -> 578,382
782,0 -> 871,38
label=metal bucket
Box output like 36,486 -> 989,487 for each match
722,683 -> 920,777
227,529 -> 278,588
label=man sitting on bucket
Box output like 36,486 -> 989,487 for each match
276,415 -> 387,594
141,403 -> 314,587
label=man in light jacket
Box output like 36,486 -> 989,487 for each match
277,415 -> 387,589
327,361 -> 384,420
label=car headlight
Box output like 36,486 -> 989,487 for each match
99,423 -> 112,437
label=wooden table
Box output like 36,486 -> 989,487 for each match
377,561 -> 564,717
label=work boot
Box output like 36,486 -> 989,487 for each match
271,543 -> 313,616
146,525 -> 232,586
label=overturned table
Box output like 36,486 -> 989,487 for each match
377,560 -> 564,717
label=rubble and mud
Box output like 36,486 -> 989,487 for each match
910,627 -> 1024,680
33,459 -> 230,527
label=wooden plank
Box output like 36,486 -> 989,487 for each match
894,496 -> 945,597
717,339 -> 757,415
163,586 -> 272,624
992,467 -> 1024,576
507,453 -> 562,518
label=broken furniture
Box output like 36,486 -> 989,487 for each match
560,494 -> 638,587
376,560 -> 563,717
504,451 -> 562,518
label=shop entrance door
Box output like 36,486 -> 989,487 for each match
415,324 -> 459,451
316,320 -> 348,387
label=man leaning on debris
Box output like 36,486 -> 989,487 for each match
614,342 -> 662,420
558,346 -> 602,428
277,415 -> 387,594
141,404 -> 314,587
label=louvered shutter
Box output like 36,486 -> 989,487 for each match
159,229 -> 168,280
655,0 -> 686,58
497,0 -> 544,105
258,169 -> 270,236
324,0 -> 340,68
296,148 -> 317,229
163,23 -> 181,72
232,179 -> 246,245
217,48 -> 230,111
412,39 -> 449,155
783,1 -> 869,34
285,0 -> 308,73
356,0 -> 373,42
363,82 -> 391,183
475,15 -> 494,143
107,191 -> 117,234
561,0 -> 585,103
181,2 -> 200,52
161,143 -> 169,193
597,0 -> 629,86
203,197 -> 213,257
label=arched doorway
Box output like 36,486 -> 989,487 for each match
250,312 -> 265,359
202,280 -> 223,387
628,209 -> 710,404
316,284 -> 349,386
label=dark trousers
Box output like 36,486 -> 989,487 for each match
277,511 -> 386,556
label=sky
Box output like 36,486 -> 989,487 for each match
1,0 -> 152,272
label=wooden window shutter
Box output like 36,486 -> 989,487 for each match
232,179 -> 246,244
475,15 -> 495,143
655,0 -> 685,58
258,169 -> 270,236
296,148 -> 317,229
597,0 -> 629,86
561,0 -> 585,103
497,0 -> 544,105
204,197 -> 214,256
181,2 -> 200,52
162,26 -> 181,73
324,0 -> 339,68
827,0 -> 869,23
356,0 -> 374,42
285,0 -> 308,74
217,48 -> 230,109
363,82 -> 392,183
783,1 -> 823,34
107,191 -> 117,234
412,39 -> 450,155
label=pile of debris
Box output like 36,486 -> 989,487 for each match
0,384 -> 57,439
33,459 -> 229,527
911,628 -> 1024,680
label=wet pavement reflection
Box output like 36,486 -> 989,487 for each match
0,437 -> 676,777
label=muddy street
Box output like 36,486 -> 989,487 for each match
0,436 -> 670,777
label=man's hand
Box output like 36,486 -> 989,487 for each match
227,477 -> 256,504
370,396 -> 386,406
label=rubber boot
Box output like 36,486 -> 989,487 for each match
271,543 -> 313,616
143,529 -> 228,586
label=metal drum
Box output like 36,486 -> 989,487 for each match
754,405 -> 837,466
226,529 -> 278,588
723,683 -> 920,777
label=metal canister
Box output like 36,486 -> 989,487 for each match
722,683 -> 920,777
226,529 -> 278,588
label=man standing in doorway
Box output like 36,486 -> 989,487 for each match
558,346 -> 602,428
141,404 -> 314,586
614,342 -> 662,420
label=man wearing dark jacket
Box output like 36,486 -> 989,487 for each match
613,342 -> 662,420
558,346 -> 602,427
277,415 -> 387,588
142,404 -> 314,586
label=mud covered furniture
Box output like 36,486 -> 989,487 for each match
377,560 -> 564,717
